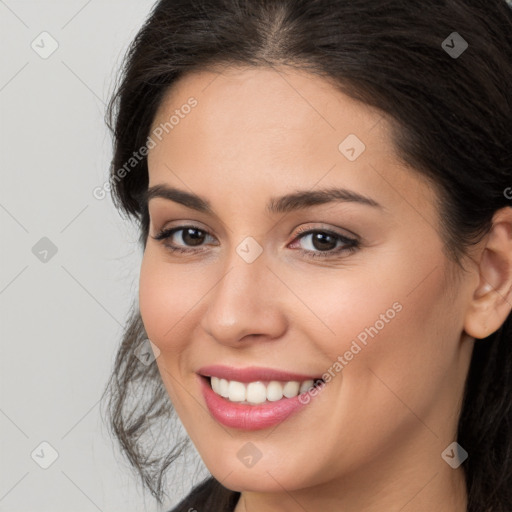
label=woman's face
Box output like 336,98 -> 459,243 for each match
139,66 -> 475,501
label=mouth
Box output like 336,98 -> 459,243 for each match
202,375 -> 325,405
197,366 -> 326,430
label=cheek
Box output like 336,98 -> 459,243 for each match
332,266 -> 457,428
302,252 -> 456,392
138,253 -> 205,413
138,252 -> 200,354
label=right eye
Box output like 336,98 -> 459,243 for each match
152,225 -> 217,254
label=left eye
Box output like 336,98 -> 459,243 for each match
289,228 -> 360,258
152,225 -> 360,259
293,230 -> 346,252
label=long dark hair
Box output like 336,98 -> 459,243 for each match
100,1 -> 512,511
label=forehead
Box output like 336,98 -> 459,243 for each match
150,65 -> 386,154
147,65 -> 438,223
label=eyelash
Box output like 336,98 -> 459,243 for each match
152,224 -> 360,260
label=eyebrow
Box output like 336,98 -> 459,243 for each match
142,183 -> 383,215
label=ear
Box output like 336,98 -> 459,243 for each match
464,207 -> 512,340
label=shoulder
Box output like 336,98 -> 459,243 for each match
167,476 -> 241,512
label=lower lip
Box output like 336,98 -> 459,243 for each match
199,375 -> 322,431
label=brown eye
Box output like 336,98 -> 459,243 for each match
179,227 -> 206,247
306,232 -> 338,251
152,224 -> 360,259
152,225 -> 215,253
290,227 -> 360,260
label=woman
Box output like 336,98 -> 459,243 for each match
101,1 -> 512,511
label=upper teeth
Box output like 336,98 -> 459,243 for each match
210,377 -> 319,405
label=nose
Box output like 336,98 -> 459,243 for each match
200,249 -> 288,347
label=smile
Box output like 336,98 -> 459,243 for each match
197,365 -> 326,430
209,376 -> 321,404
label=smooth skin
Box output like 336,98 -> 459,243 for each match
138,65 -> 512,512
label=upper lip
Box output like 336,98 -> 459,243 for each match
197,365 -> 323,383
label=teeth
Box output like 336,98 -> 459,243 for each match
284,381 -> 301,397
218,378 -> 229,398
228,380 -> 247,402
211,376 -> 220,394
299,380 -> 314,394
247,382 -> 267,404
209,376 -> 321,405
267,381 -> 284,401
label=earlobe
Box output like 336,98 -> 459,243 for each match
463,207 -> 512,340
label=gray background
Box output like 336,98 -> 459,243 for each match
0,1 -> 206,510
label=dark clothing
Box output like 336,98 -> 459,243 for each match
169,476 -> 241,512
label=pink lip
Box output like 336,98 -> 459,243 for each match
197,367 -> 325,431
197,364 -> 322,383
